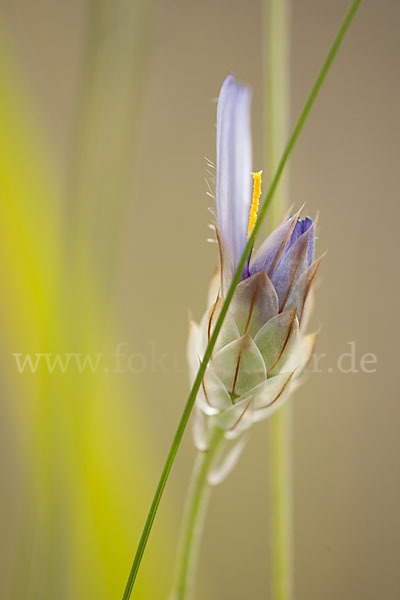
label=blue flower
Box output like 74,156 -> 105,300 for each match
215,74 -> 317,316
187,74 -> 323,464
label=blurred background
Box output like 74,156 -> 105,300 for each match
0,0 -> 399,598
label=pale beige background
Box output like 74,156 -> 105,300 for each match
2,0 -> 400,598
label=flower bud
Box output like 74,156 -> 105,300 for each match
188,74 -> 323,483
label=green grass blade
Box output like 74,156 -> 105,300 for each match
121,1 -> 363,597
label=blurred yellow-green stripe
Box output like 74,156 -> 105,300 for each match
0,8 -> 172,598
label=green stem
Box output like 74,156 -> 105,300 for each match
265,0 -> 291,228
121,2 -> 362,597
265,0 -> 293,598
170,427 -> 225,600
270,405 -> 293,599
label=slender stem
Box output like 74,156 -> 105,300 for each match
270,406 -> 292,599
265,0 -> 293,599
121,3 -> 362,597
170,427 -> 225,600
265,0 -> 291,227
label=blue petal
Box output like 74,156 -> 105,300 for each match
216,74 -> 252,275
270,227 -> 314,309
249,214 -> 299,276
288,217 -> 314,266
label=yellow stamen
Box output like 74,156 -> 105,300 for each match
248,170 -> 262,236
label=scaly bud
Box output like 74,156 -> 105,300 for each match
188,74 -> 323,483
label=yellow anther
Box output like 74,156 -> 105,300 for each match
248,170 -> 262,236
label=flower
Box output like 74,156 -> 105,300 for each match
188,74 -> 322,483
